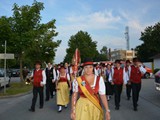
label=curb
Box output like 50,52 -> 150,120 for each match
0,90 -> 32,99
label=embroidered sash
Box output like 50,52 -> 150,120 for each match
77,76 -> 103,113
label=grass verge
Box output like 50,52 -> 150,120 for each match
0,82 -> 32,96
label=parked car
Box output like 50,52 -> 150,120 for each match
155,70 -> 160,91
11,69 -> 20,77
143,66 -> 153,79
0,68 -> 11,87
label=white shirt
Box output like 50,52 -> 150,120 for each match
72,75 -> 106,95
31,69 -> 46,85
108,67 -> 128,84
125,66 -> 131,84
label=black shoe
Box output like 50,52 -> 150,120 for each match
134,108 -> 138,111
29,108 -> 35,112
115,106 -> 119,110
39,106 -> 43,109
64,105 -> 68,108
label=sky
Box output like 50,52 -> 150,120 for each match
0,0 -> 160,63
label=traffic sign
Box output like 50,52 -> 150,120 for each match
0,53 -> 14,59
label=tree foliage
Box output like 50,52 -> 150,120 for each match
94,46 -> 108,61
0,0 -> 61,81
64,31 -> 99,63
136,22 -> 160,62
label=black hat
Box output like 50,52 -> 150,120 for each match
115,59 -> 121,64
126,60 -> 131,63
83,58 -> 93,66
133,57 -> 140,62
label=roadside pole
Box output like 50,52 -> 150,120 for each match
4,40 -> 7,94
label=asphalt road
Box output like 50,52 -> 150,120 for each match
0,78 -> 160,120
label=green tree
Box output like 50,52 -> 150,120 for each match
64,31 -> 98,63
0,1 -> 61,81
136,22 -> 160,62
94,46 -> 108,61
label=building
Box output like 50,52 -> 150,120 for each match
151,53 -> 160,69
110,49 -> 136,61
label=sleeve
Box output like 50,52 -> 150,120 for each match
99,76 -> 106,95
57,70 -> 60,80
67,73 -> 70,81
41,70 -> 46,85
53,69 -> 57,81
30,71 -> 33,77
94,68 -> 98,76
70,67 -> 73,74
108,68 -> 114,82
139,66 -> 146,74
72,79 -> 78,92
123,68 -> 128,84
128,66 -> 131,77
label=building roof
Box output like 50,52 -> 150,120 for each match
151,53 -> 160,59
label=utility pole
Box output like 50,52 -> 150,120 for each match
4,40 -> 7,94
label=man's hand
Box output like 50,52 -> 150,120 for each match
52,79 -> 55,83
40,83 -> 44,87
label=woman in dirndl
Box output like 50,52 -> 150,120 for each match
56,66 -> 71,112
71,58 -> 111,120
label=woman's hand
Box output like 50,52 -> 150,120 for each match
70,112 -> 76,120
56,86 -> 60,90
106,111 -> 111,120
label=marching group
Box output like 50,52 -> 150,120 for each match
28,57 -> 146,120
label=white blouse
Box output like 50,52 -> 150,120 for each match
72,75 -> 106,95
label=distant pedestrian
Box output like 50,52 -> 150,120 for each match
22,66 -> 28,81
109,60 -> 127,110
56,66 -> 71,112
29,61 -> 46,112
130,58 -> 146,111
45,62 -> 57,101
125,60 -> 132,100
105,64 -> 114,101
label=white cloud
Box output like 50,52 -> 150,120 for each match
92,34 -> 126,51
65,10 -> 121,30
54,10 -> 123,63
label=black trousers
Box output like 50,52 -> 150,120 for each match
131,82 -> 141,108
31,86 -> 44,110
114,84 -> 123,107
46,82 -> 54,100
105,82 -> 114,95
126,84 -> 132,99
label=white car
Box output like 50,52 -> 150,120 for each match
0,68 -> 10,87
155,70 -> 160,91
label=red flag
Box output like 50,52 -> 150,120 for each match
72,48 -> 81,74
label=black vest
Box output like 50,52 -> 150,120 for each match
45,67 -> 54,83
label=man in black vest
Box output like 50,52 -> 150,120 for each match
45,62 -> 57,101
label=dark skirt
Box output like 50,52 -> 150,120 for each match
105,81 -> 114,95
